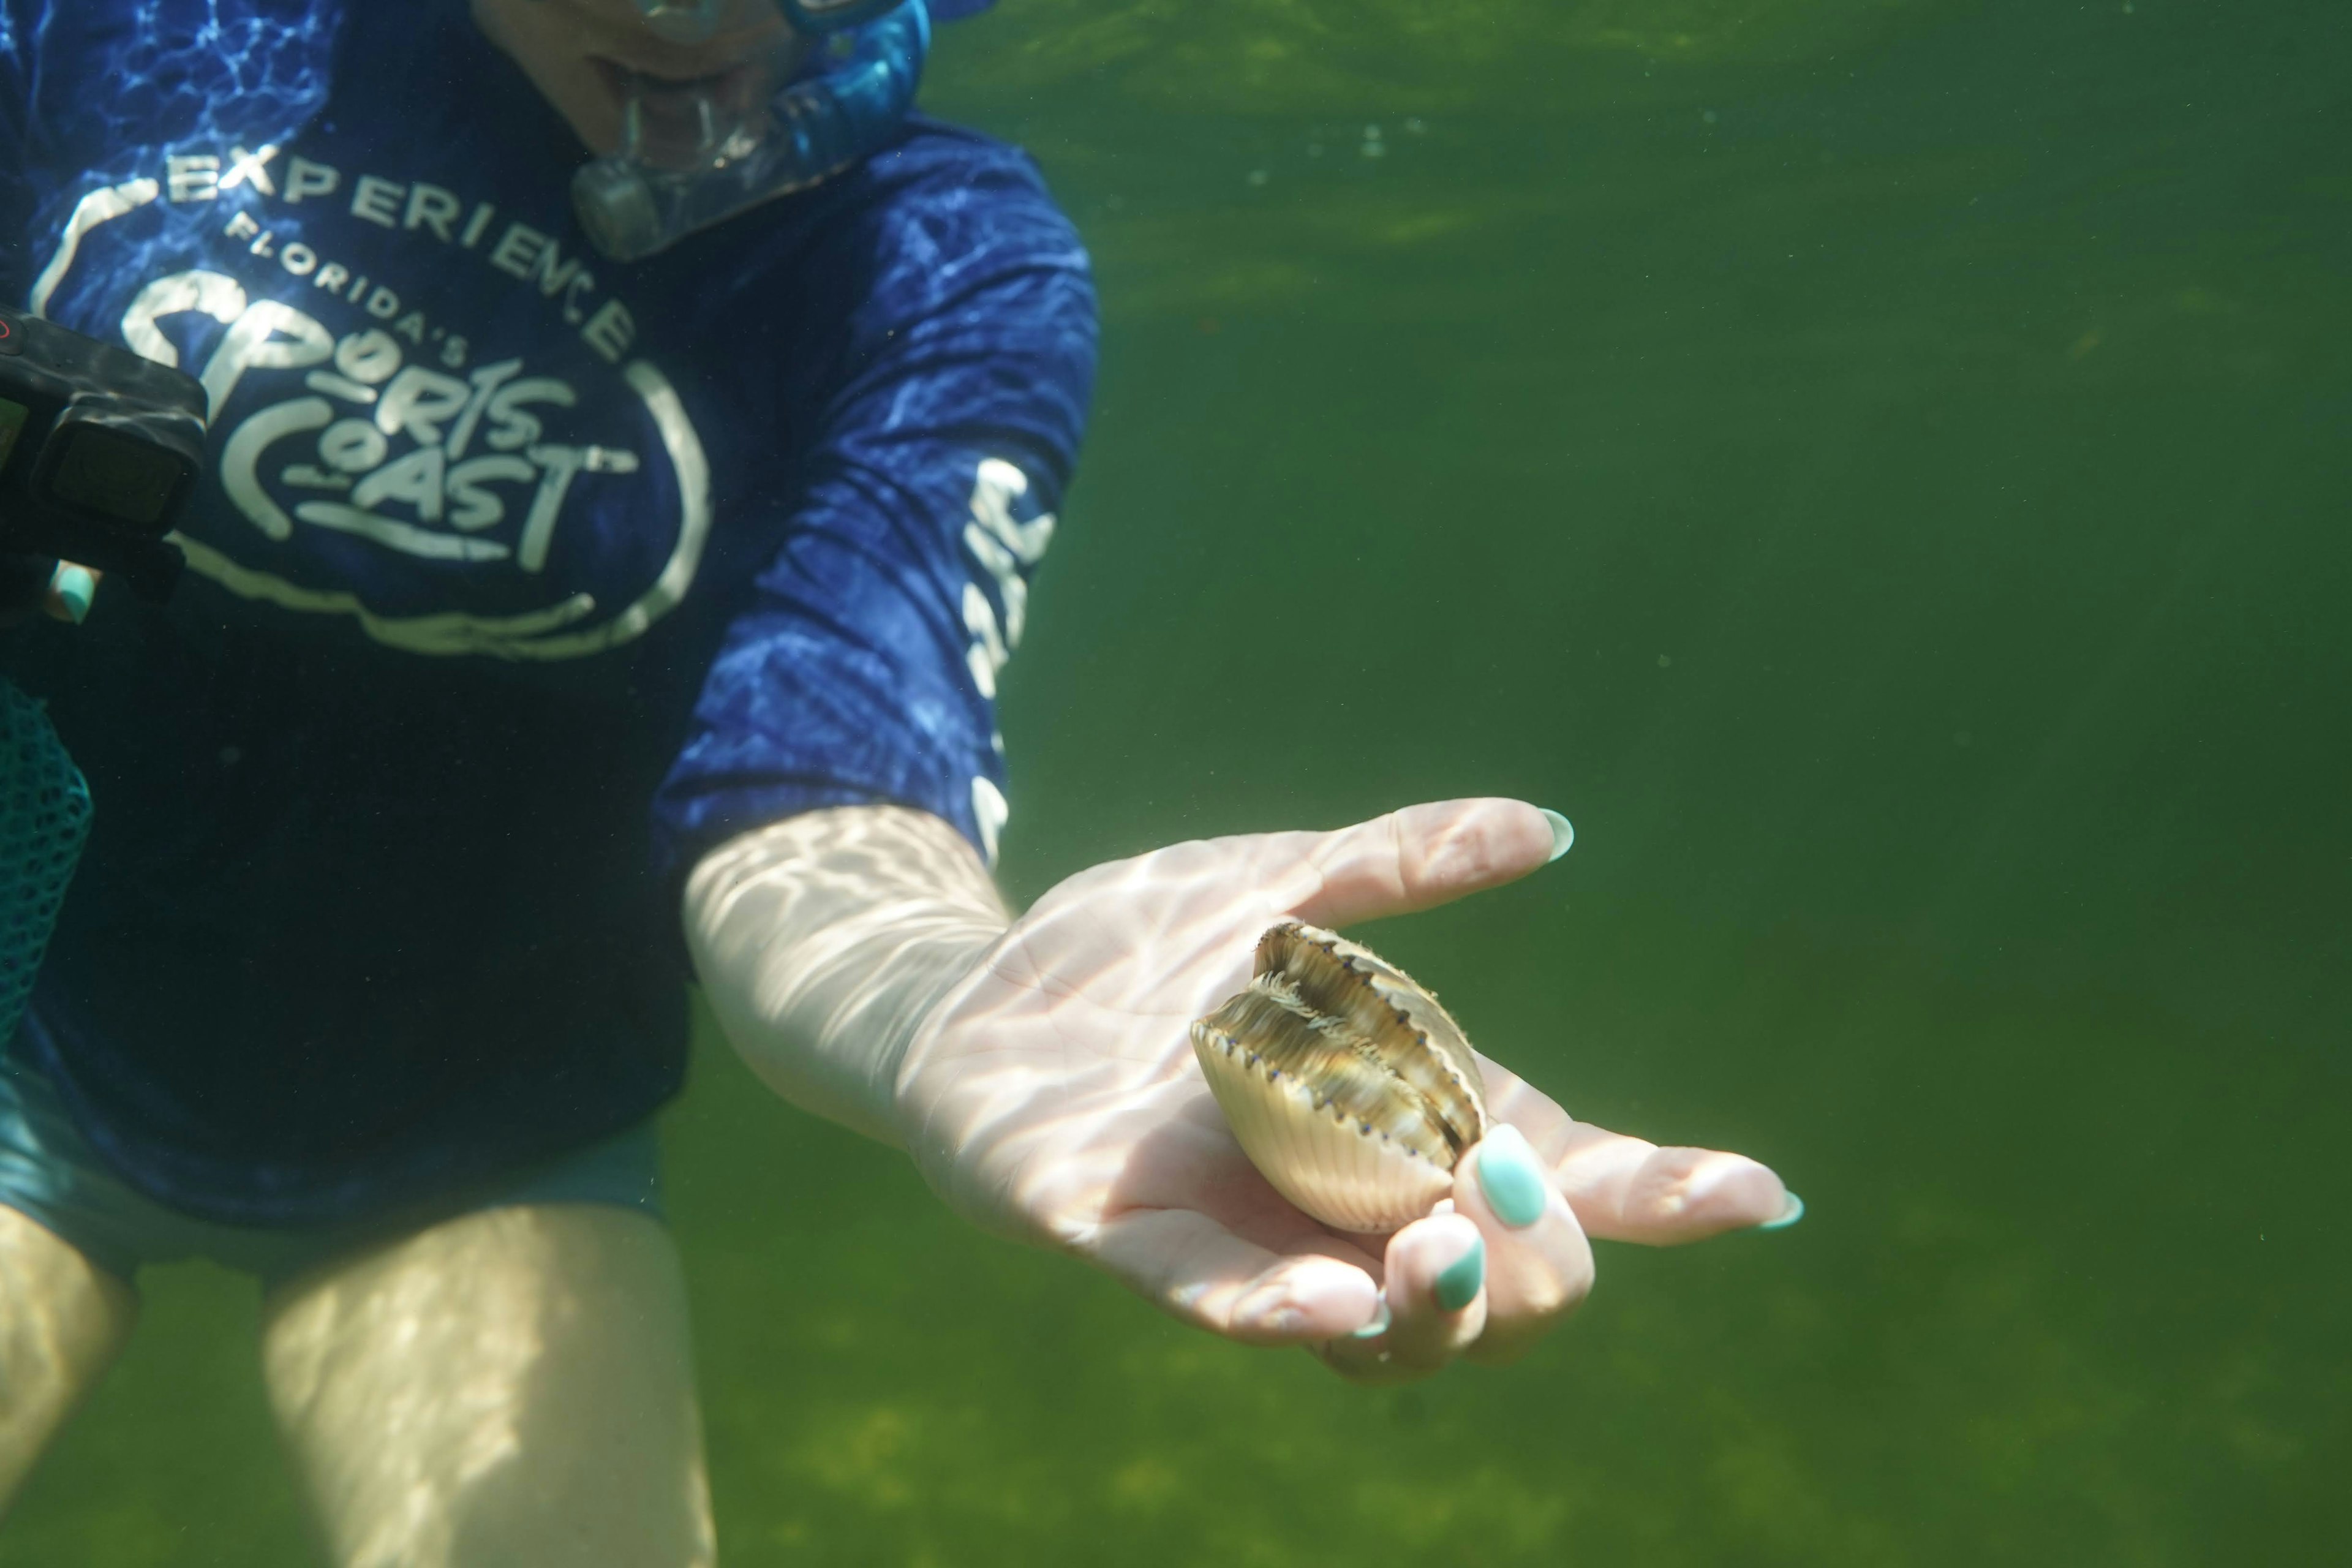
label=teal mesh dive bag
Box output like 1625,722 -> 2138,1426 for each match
0,679 -> 88,1046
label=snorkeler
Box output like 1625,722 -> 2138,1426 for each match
0,2 -> 1795,1561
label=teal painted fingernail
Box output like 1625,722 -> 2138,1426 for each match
1348,1298 -> 1393,1340
1539,809 -> 1574,862
1433,1237 -> 1485,1312
1758,1192 -> 1805,1231
51,565 -> 94,625
1476,1124 -> 1548,1229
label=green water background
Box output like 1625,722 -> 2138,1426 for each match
9,0 -> 2346,1560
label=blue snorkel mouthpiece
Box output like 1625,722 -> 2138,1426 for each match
574,0 -> 931,263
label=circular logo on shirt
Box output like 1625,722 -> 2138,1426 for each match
37,170 -> 710,660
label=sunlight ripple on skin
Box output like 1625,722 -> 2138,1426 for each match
264,1216 -> 548,1567
694,799 -> 1790,1387
261,1205 -> 715,1568
0,1209 -> 137,1503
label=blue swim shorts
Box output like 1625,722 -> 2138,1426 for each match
0,1045 -> 665,1288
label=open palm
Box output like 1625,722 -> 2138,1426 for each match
894,799 -> 1795,1381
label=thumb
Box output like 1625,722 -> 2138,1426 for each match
1273,798 -> 1571,930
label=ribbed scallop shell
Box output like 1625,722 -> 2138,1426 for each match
1190,921 -> 1490,1234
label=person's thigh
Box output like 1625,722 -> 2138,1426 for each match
260,1204 -> 715,1568
0,1205 -> 138,1509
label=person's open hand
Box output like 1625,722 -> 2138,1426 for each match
893,799 -> 1798,1382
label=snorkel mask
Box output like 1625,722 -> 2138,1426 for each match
572,0 -> 931,262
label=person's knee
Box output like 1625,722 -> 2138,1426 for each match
0,1206 -> 138,1506
262,1204 -> 711,1568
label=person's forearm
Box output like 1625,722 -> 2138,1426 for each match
682,805 -> 1009,1147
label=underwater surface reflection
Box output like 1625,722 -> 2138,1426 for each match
13,0 -> 2345,1561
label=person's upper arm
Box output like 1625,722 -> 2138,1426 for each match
653,144 -> 1098,882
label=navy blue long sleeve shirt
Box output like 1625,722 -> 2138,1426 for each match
0,0 -> 1094,1224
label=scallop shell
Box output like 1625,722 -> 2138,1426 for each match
1189,921 -> 1490,1233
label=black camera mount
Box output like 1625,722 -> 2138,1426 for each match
0,308 -> 208,609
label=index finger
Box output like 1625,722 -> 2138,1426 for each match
1482,1057 -> 1799,1243
1267,799 -> 1572,931
1550,1123 -> 1797,1243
